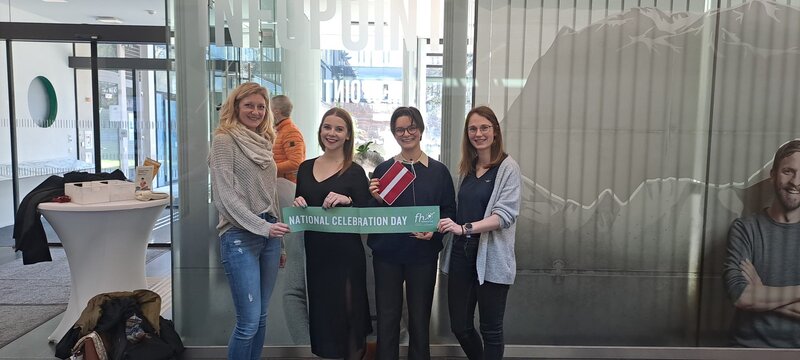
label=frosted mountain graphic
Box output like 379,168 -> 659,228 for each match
506,0 -> 799,205
504,0 -> 800,270
594,1 -> 795,56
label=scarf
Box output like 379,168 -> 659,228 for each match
228,123 -> 274,169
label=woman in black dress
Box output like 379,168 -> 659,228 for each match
292,107 -> 372,359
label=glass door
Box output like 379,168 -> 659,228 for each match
3,39 -> 173,245
74,43 -> 173,183
5,41 -> 89,244
14,41 -> 91,201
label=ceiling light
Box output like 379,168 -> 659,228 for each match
95,16 -> 123,24
42,0 -> 68,3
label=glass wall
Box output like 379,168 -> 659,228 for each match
171,0 -> 474,347
11,41 -> 92,215
3,0 -> 799,355
215,1 -> 458,161
0,1 -> 173,245
167,0 -> 800,355
475,0 -> 800,346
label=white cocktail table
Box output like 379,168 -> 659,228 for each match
38,198 -> 169,342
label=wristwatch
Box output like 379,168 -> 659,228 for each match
464,222 -> 473,238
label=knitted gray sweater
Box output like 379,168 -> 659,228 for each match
209,132 -> 280,237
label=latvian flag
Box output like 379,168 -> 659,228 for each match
378,161 -> 416,205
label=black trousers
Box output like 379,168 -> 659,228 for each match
373,258 -> 437,360
447,236 -> 510,360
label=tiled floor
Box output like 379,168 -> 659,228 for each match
0,246 -> 172,360
6,245 -> 799,360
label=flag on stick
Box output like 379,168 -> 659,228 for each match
378,161 -> 415,205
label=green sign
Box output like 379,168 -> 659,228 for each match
282,206 -> 439,234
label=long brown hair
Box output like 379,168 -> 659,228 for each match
459,106 -> 507,176
214,82 -> 275,142
318,107 -> 355,175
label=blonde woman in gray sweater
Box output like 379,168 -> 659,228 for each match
209,82 -> 291,360
438,106 -> 521,360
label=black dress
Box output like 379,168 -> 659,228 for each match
295,158 -> 373,358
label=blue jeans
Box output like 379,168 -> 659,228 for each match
220,214 -> 282,360
448,236 -> 510,360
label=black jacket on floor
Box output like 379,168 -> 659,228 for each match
55,291 -> 184,360
13,170 -> 126,264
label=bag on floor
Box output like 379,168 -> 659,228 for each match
70,331 -> 108,360
55,291 -> 183,360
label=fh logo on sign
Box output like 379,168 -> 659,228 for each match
414,211 -> 437,226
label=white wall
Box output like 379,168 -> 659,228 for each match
1,5 -> 80,164
0,0 -> 8,22
12,41 -> 77,163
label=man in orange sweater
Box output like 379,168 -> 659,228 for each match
271,95 -> 306,183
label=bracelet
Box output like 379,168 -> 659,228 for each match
461,225 -> 465,235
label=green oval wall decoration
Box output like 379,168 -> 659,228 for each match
27,76 -> 58,128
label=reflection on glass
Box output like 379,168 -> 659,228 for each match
175,0 -> 471,348
320,50 -> 401,158
478,0 -> 800,347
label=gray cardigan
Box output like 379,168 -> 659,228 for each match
441,156 -> 522,285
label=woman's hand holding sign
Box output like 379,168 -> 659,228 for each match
293,196 -> 308,208
296,193 -> 352,209
322,191 -> 351,209
437,218 -> 465,236
369,178 -> 383,203
269,222 -> 291,238
411,232 -> 433,240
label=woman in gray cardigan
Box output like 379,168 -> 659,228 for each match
438,106 -> 521,360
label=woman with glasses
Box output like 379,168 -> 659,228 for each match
292,108 -> 372,360
367,106 -> 456,360
437,106 -> 521,360
208,82 -> 290,360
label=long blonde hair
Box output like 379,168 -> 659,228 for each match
214,82 -> 275,142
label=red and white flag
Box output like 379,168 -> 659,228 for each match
378,161 -> 416,205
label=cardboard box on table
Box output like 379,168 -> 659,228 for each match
64,180 -> 135,204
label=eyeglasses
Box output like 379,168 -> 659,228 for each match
394,125 -> 419,136
467,125 -> 493,134
241,103 -> 267,111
